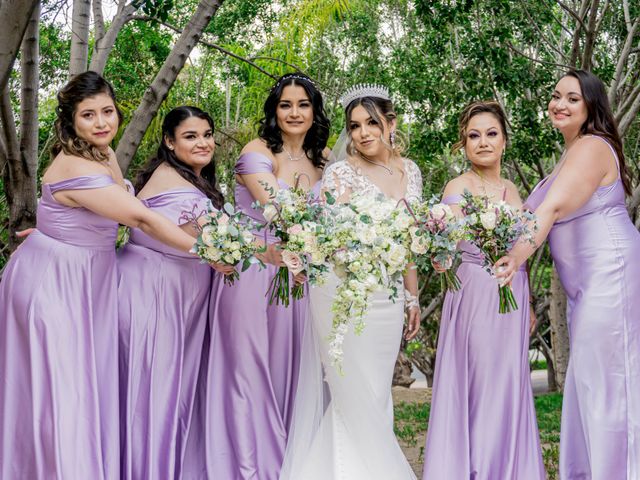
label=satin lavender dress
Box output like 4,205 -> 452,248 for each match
117,188 -> 213,479
525,136 -> 640,480
422,194 -> 545,480
0,175 -> 120,479
190,152 -> 320,480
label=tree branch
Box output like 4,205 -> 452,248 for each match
69,0 -> 91,76
0,0 -> 39,93
555,0 -> 588,30
133,15 -> 277,79
92,0 -> 106,44
506,41 -> 572,69
88,2 -> 139,74
608,17 -> 640,106
580,0 -> 601,70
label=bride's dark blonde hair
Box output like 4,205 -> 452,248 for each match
344,96 -> 405,158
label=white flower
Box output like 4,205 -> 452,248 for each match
431,203 -> 453,219
386,243 -> 408,268
201,226 -> 215,247
480,211 -> 497,230
217,224 -> 228,235
356,226 -> 377,245
241,230 -> 255,244
411,236 -> 428,255
263,204 -> 278,222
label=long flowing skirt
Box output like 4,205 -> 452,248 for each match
281,272 -> 416,480
187,263 -> 307,480
422,262 -> 545,479
0,232 -> 119,479
117,244 -> 212,479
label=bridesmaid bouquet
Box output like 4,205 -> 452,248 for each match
321,190 -> 415,371
255,183 -> 326,306
459,190 -> 536,313
192,203 -> 264,286
409,199 -> 465,292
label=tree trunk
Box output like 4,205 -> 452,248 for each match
88,2 -> 138,74
1,2 -> 40,252
115,0 -> 225,173
69,0 -> 92,77
393,346 -> 415,388
549,268 -> 570,391
0,0 -> 39,92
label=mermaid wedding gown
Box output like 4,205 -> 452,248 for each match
280,159 -> 422,480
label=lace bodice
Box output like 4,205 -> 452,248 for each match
322,158 -> 423,203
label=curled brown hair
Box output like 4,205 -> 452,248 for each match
51,71 -> 123,162
345,96 -> 404,157
563,69 -> 632,196
452,100 -> 509,154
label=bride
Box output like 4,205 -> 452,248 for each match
280,85 -> 422,479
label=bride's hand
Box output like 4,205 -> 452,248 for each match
293,272 -> 307,285
405,306 -> 421,340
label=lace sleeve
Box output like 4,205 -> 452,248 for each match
321,162 -> 354,199
404,159 -> 423,202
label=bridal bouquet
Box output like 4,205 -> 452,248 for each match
255,182 -> 326,306
459,190 -> 536,313
322,191 -> 415,371
192,202 -> 264,286
409,199 -> 465,292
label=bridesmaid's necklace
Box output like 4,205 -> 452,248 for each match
358,152 -> 394,175
470,168 -> 506,191
283,145 -> 305,162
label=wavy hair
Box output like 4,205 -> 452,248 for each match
563,69 -> 632,196
134,106 -> 224,209
451,100 -> 509,154
51,71 -> 123,162
258,73 -> 330,169
344,95 -> 404,159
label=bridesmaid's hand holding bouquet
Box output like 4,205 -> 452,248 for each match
192,203 -> 265,286
255,181 -> 326,306
459,190 -> 536,313
409,199 -> 465,292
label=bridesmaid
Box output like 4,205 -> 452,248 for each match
423,101 -> 545,479
0,72 -> 198,478
117,106 -> 232,479
497,70 -> 640,479
193,73 -> 330,479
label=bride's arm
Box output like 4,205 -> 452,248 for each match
403,265 -> 420,340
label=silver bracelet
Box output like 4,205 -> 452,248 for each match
404,289 -> 420,310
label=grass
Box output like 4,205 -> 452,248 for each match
394,392 -> 562,479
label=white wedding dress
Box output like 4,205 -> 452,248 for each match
280,159 -> 422,480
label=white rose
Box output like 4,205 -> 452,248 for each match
201,226 -> 216,247
480,211 -> 497,230
217,224 -> 228,235
431,203 -> 453,220
411,237 -> 428,255
241,230 -> 255,244
263,204 -> 278,222
232,250 -> 242,261
356,226 -> 377,245
386,244 -> 408,268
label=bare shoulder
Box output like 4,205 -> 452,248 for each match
43,152 -> 111,183
140,163 -> 195,198
241,138 -> 274,158
568,136 -> 614,167
443,173 -> 473,197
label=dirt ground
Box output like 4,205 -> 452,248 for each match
392,387 -> 430,476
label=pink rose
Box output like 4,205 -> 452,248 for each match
287,224 -> 303,235
217,213 -> 229,225
282,250 -> 305,275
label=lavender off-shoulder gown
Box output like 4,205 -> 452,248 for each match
189,152 -> 319,480
422,194 -> 545,480
117,188 -> 213,479
0,175 -> 120,479
525,136 -> 640,480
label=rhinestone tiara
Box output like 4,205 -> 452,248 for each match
339,84 -> 390,109
273,73 -> 316,90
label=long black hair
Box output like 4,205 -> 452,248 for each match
52,71 -> 123,162
564,69 -> 632,196
258,73 -> 330,169
134,106 -> 224,209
